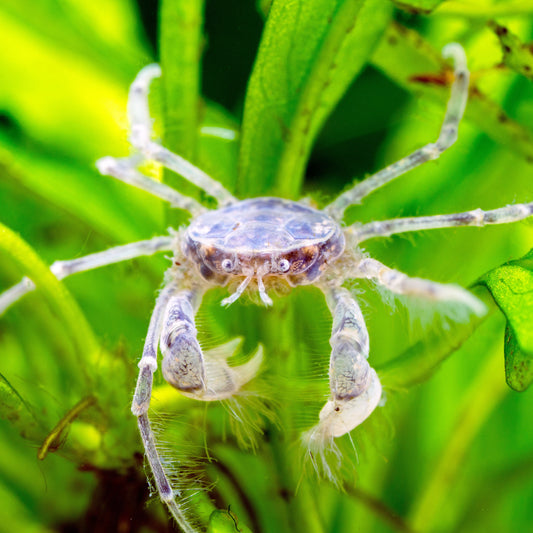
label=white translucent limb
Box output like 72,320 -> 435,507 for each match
96,155 -> 206,216
350,202 -> 533,243
0,236 -> 174,316
137,414 -> 197,533
0,278 -> 36,316
257,275 -> 273,306
325,43 -> 469,220
161,288 -> 263,401
132,286 -> 198,532
308,287 -> 382,441
132,284 -> 176,416
354,257 -> 486,316
127,63 -> 236,207
220,275 -> 253,307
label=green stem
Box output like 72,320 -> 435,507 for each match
37,396 -> 96,460
0,224 -> 99,382
435,1 -> 533,17
159,0 -> 204,175
344,485 -> 414,533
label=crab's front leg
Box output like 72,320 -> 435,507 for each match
132,280 -> 262,530
160,285 -> 263,401
310,286 -> 382,441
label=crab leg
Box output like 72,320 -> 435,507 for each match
161,287 -> 263,401
126,64 -> 236,207
96,155 -> 206,216
353,257 -> 486,315
0,236 -> 174,316
130,285 -> 197,532
309,286 -> 382,441
350,202 -> 533,242
326,43 -> 469,219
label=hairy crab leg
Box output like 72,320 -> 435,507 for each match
126,64 -> 236,207
353,257 -> 486,315
161,286 -> 263,400
307,286 -> 382,444
131,285 -> 197,533
350,202 -> 533,242
0,236 -> 174,316
326,43 -> 469,220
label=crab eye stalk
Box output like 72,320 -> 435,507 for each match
278,259 -> 290,273
221,258 -> 235,272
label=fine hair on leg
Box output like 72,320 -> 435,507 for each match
131,284 -> 199,533
353,257 -> 486,316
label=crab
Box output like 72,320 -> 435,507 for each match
1,43 -> 533,529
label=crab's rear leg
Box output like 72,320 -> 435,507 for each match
326,43 -> 469,219
351,203 -> 533,242
308,286 -> 381,442
125,64 -> 236,207
354,257 -> 486,315
96,156 -> 206,216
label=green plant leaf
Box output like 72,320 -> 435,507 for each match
371,22 -> 533,164
0,373 -> 43,442
489,20 -> 533,82
159,0 -> 204,163
0,0 -> 148,83
0,223 -> 98,381
477,248 -> 533,391
393,0 -> 446,15
207,509 -> 252,533
239,0 -> 392,198
435,1 -> 533,18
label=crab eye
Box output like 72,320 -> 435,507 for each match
221,259 -> 234,272
278,259 -> 290,272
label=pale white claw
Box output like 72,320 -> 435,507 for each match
312,368 -> 382,440
181,338 -> 264,401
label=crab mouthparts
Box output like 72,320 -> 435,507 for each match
220,267 -> 273,308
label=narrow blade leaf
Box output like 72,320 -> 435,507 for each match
239,0 -> 392,198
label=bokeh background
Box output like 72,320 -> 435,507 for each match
0,1 -> 532,532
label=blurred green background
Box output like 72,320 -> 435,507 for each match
0,1 -> 532,532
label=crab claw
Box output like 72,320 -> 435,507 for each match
306,368 -> 382,442
180,338 -> 264,401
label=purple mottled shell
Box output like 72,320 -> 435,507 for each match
183,198 -> 344,285
187,197 -> 338,250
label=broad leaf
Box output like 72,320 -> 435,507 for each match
478,249 -> 533,391
159,0 -> 204,167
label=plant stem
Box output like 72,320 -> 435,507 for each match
159,0 -> 204,192
0,224 -> 98,383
